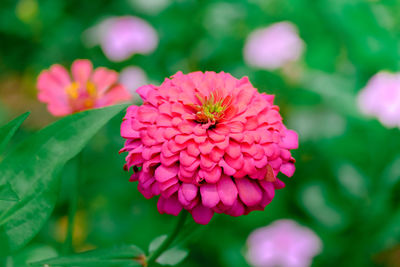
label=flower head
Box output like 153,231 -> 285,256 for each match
246,220 -> 322,267
244,22 -> 304,70
120,71 -> 298,224
357,71 -> 400,128
85,16 -> 158,62
37,59 -> 131,116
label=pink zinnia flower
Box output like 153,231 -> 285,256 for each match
357,71 -> 400,128
244,22 -> 305,70
86,16 -> 158,62
246,220 -> 322,267
120,71 -> 298,225
37,59 -> 131,116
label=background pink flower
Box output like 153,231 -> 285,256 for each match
357,71 -> 400,128
119,66 -> 148,99
37,59 -> 131,116
85,16 -> 158,62
244,22 -> 305,70
121,71 -> 298,224
246,220 -> 322,267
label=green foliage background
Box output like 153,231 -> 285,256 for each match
1,0 -> 400,266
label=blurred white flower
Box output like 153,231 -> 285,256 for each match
119,66 -> 148,99
357,71 -> 400,128
244,22 -> 305,70
84,16 -> 158,62
246,220 -> 322,267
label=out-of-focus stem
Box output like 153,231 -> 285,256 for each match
146,210 -> 188,266
62,151 -> 82,254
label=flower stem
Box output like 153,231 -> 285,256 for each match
146,210 -> 188,266
62,151 -> 82,254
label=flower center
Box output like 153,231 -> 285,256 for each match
193,91 -> 232,124
65,81 -> 98,110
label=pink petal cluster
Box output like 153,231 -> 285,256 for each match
37,59 -> 131,116
357,71 -> 400,128
244,22 -> 304,70
121,71 -> 298,224
93,16 -> 158,62
246,220 -> 322,267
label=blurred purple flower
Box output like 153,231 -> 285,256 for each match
119,66 -> 148,98
357,71 -> 400,128
243,22 -> 305,70
85,16 -> 158,62
246,219 -> 322,267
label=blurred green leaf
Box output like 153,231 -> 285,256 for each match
298,182 -> 348,231
156,247 -> 188,266
30,245 -> 144,267
336,163 -> 368,199
0,111 -> 30,155
149,235 -> 188,266
381,156 -> 400,189
0,104 -> 129,256
149,235 -> 168,254
11,244 -> 58,267
301,71 -> 360,118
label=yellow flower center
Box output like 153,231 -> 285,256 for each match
194,91 -> 232,124
65,81 -> 98,110
65,82 -> 80,99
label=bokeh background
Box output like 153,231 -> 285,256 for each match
1,0 -> 400,266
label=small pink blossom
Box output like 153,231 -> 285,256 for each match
357,71 -> 400,128
244,22 -> 305,70
86,16 -> 158,62
37,59 -> 131,116
120,71 -> 298,224
246,220 -> 322,267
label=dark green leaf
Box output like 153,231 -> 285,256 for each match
0,182 -> 19,202
0,104 -> 129,256
0,112 -> 30,155
30,245 -> 144,267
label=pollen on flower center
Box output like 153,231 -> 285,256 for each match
65,81 -> 98,110
193,91 -> 232,124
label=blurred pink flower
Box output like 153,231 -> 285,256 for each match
119,66 -> 148,97
37,59 -> 131,116
244,22 -> 305,70
120,71 -> 298,225
87,16 -> 158,62
246,220 -> 322,267
357,71 -> 400,128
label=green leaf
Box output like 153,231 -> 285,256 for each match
0,112 -> 30,155
336,163 -> 368,199
156,247 -> 188,266
0,104 -> 129,256
11,244 -> 58,267
298,182 -> 349,231
148,235 -> 188,266
0,182 -> 19,202
0,112 -> 29,203
149,235 -> 167,254
30,245 -> 144,267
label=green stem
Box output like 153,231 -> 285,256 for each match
147,211 -> 188,266
62,152 -> 82,254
